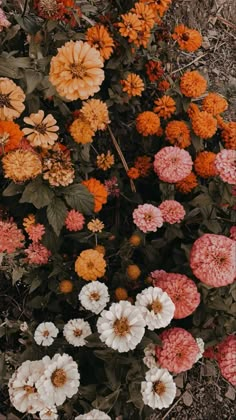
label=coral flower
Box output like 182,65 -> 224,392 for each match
86,25 -> 114,60
230,226 -> 236,241
118,13 -> 142,42
23,214 -> 36,232
215,149 -> 236,185
220,121 -> 236,150
2,149 -> 42,183
202,93 -> 228,116
194,151 -> 217,178
0,121 -> 23,153
145,60 -> 164,82
0,6 -> 10,31
27,223 -> 45,242
96,151 -> 114,170
87,218 -> 104,233
172,24 -> 202,52
23,110 -> 59,148
25,243 -> 51,265
134,155 -> 152,176
156,328 -> 199,373
0,78 -> 25,120
82,178 -> 108,213
180,71 -> 207,98
49,41 -> 104,101
121,73 -> 144,97
75,249 -> 106,281
159,200 -> 185,224
165,120 -> 191,148
69,117 -> 94,144
34,0 -> 81,24
154,95 -> 176,119
127,167 -> 140,179
191,110 -> 217,139
65,210 -> 85,232
136,111 -> 160,136
81,99 -> 110,131
190,234 -> 236,287
158,80 -> 170,91
133,203 -> 163,233
0,220 -> 25,253
175,172 -> 198,193
154,146 -> 193,183
217,335 -> 236,386
131,2 -> 155,30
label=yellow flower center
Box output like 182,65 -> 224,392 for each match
113,317 -> 130,336
153,381 -> 166,396
90,292 -> 100,301
24,385 -> 36,394
51,368 -> 67,387
148,299 -> 163,314
70,62 -> 86,79
73,328 -> 82,337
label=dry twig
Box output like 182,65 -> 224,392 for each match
170,53 -> 208,75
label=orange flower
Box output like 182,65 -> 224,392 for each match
134,155 -> 152,176
175,172 -> 198,193
146,60 -> 164,82
81,99 -> 110,131
158,80 -> 170,91
131,2 -> 155,30
96,151 -> 114,170
191,110 -> 217,139
0,121 -> 23,153
23,110 -> 59,148
136,111 -> 160,136
172,24 -> 202,52
86,25 -> 114,61
82,178 -> 108,213
59,279 -> 74,294
2,149 -> 42,183
126,264 -> 141,280
221,121 -> 236,150
140,0 -> 172,19
194,151 -> 217,178
75,249 -> 106,281
118,13 -> 142,42
154,95 -> 176,119
129,233 -> 142,246
69,117 -> 94,144
0,78 -> 25,121
133,27 -> 152,48
127,167 -> 140,179
23,214 -> 36,232
202,93 -> 228,116
115,287 -> 128,301
180,71 -> 207,98
165,120 -> 191,148
121,73 -> 144,97
34,0 -> 81,24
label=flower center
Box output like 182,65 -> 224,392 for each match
51,368 -> 67,387
35,123 -> 47,134
0,131 -> 10,145
144,213 -> 152,222
148,299 -> 163,314
70,62 -> 86,79
87,261 -> 94,269
73,328 -> 82,337
24,385 -> 36,394
153,381 -> 166,396
90,292 -> 100,301
113,317 -> 130,336
0,93 -> 11,108
182,33 -> 190,41
43,329 -> 50,337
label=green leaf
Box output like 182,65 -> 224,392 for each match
25,69 -> 43,94
20,178 -> 54,209
12,267 -> 25,285
92,389 -> 120,411
2,182 -> 24,196
144,330 -> 162,345
64,183 -> 94,215
47,197 -> 67,236
190,194 -> 213,207
29,276 -> 42,294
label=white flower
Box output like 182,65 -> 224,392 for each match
8,360 -> 46,414
63,319 -> 92,347
79,281 -> 109,314
141,367 -> 176,409
143,343 -> 159,369
39,405 -> 58,419
97,301 -> 145,353
75,409 -> 111,419
36,353 -> 80,406
195,337 -> 205,363
34,322 -> 59,347
135,287 -> 175,330
20,321 -> 28,332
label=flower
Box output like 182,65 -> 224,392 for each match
159,200 -> 185,224
42,148 -> 74,187
39,406 -> 58,420
136,111 -> 160,136
104,176 -> 120,197
0,77 -> 25,120
121,73 -> 144,97
87,218 -> 104,233
0,7 -> 11,31
0,220 -> 24,253
34,322 -> 59,346
154,147 -> 193,183
165,120 -> 191,148
129,233 -> 142,246
97,301 -> 145,352
94,244 -> 106,255
131,2 -> 155,30
175,172 -> 198,193
23,214 -> 36,231
75,410 -> 111,420
27,223 -> 45,242
153,272 -> 200,319
36,353 -> 80,406
25,243 -> 51,265
215,149 -> 236,185
126,264 -> 141,281
20,322 -> 29,332
217,335 -> 236,386
49,41 -> 104,101
86,25 -> 114,60
135,286 -> 175,330
59,279 -> 74,294
82,178 -> 108,212
23,110 -> 58,149
158,80 -> 170,91
172,24 -> 202,52
180,71 -> 207,98
0,121 -> 23,152
69,117 -> 95,144
143,343 -> 158,368
63,319 -> 91,347
194,151 -> 217,178
156,328 -> 199,373
153,95 -> 176,119
190,109 -> 217,139
118,13 -> 142,43
141,367 -> 176,409
65,210 -> 85,232
230,226 -> 236,241
81,99 -> 110,131
133,203 -> 163,233
202,93 -> 228,116
2,149 -> 42,183
190,234 -> 236,287
75,249 -> 106,281
115,287 -> 128,301
220,121 -> 236,150
34,0 -> 81,23
133,26 -> 152,48
96,151 -> 114,170
134,155 -> 152,176
79,281 -> 109,314
127,167 -> 140,179
140,0 -> 172,20
145,60 -> 164,82
195,337 -> 205,363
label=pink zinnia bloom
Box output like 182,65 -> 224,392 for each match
159,200 -> 186,224
0,7 -> 10,32
104,176 -> 120,197
156,328 -> 199,374
217,335 -> 236,386
27,223 -> 45,242
153,272 -> 200,319
154,147 -> 193,183
215,149 -> 236,185
65,210 -> 85,232
25,243 -> 51,265
0,220 -> 24,253
230,226 -> 236,241
151,269 -> 168,282
190,234 -> 236,287
133,204 -> 163,233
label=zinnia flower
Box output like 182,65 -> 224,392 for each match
190,234 -> 236,287
34,0 -> 81,24
49,41 -> 104,101
86,24 -> 114,60
39,406 -> 58,420
140,0 -> 172,19
136,111 -> 160,136
175,172 -> 198,193
82,178 -> 108,213
127,167 -> 140,179
121,73 -> 144,97
220,120 -> 236,150
215,149 -> 236,185
133,203 -> 163,233
75,410 -> 111,420
145,60 -> 164,82
63,319 -> 92,347
23,110 -> 59,148
43,148 -> 75,187
104,176 -> 120,197
159,200 -> 185,224
0,121 -> 23,153
69,117 -> 95,144
158,80 -> 170,91
153,95 -> 176,119
75,249 -> 106,281
180,71 -> 207,98
134,155 -> 152,176
87,218 -> 104,233
2,149 -> 42,183
154,146 -> 193,183
0,220 -> 24,253
34,322 -> 59,346
191,109 -> 217,139
217,335 -> 236,386
194,151 -> 217,178
27,223 -> 45,242
79,281 -> 109,314
0,77 -> 25,120
143,343 -> 158,368
81,99 -> 110,131
131,2 -> 155,30
126,264 -> 141,281
165,120 -> 191,148
202,92 -> 228,116
172,24 -> 202,52
96,151 -> 114,170
59,279 -> 74,294
25,243 -> 51,265
0,6 -> 10,31
141,367 -> 176,409
65,209 -> 85,231
23,214 -> 36,232
118,12 -> 142,42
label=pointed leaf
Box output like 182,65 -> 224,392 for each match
47,197 -> 67,236
20,178 -> 54,209
2,182 -> 24,196
64,183 -> 94,215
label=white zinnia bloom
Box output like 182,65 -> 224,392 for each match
20,322 -> 28,332
63,319 -> 92,347
141,367 -> 176,409
8,360 -> 46,414
75,409 -> 111,419
34,322 -> 59,346
36,353 -> 80,406
135,286 -> 175,330
97,301 -> 145,353
195,337 -> 205,362
143,343 -> 159,369
79,281 -> 109,314
39,405 -> 58,419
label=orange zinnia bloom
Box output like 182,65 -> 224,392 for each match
133,27 -> 152,48
180,71 -> 207,98
0,121 -> 23,153
69,117 -> 94,144
145,60 -> 164,82
34,0 -> 81,24
0,78 -> 25,121
121,73 -> 144,97
202,93 -> 228,116
2,149 -> 42,183
86,25 -> 114,61
131,2 -> 155,30
82,178 -> 108,213
75,249 -> 106,281
175,172 -> 198,193
191,110 -> 217,139
165,120 -> 191,148
140,0 -> 172,19
96,151 -> 114,170
158,80 -> 170,91
134,155 -> 152,176
136,111 -> 160,136
194,151 -> 217,178
172,24 -> 202,52
220,121 -> 236,150
118,13 -> 142,42
154,95 -> 176,119
127,167 -> 140,179
81,99 -> 110,131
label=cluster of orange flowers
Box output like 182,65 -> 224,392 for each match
127,156 -> 153,179
34,0 -> 81,25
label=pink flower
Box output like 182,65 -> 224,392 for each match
65,210 -> 85,232
0,220 -> 24,253
25,243 -> 51,265
190,234 -> 236,287
151,270 -> 168,282
217,335 -> 236,386
156,328 -> 199,374
0,7 -> 10,32
215,149 -> 236,185
104,176 -> 120,197
27,223 -> 45,242
154,147 -> 193,183
133,204 -> 163,233
159,200 -> 185,224
230,226 -> 236,241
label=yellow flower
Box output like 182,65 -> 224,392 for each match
2,149 -> 42,183
126,264 -> 141,281
81,99 -> 110,131
0,78 -> 25,121
23,110 -> 59,148
87,218 -> 104,233
121,73 -> 145,97
96,151 -> 114,170
59,279 -> 74,294
75,249 -> 106,281
86,25 -> 114,61
23,214 -> 36,232
69,117 -> 95,144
